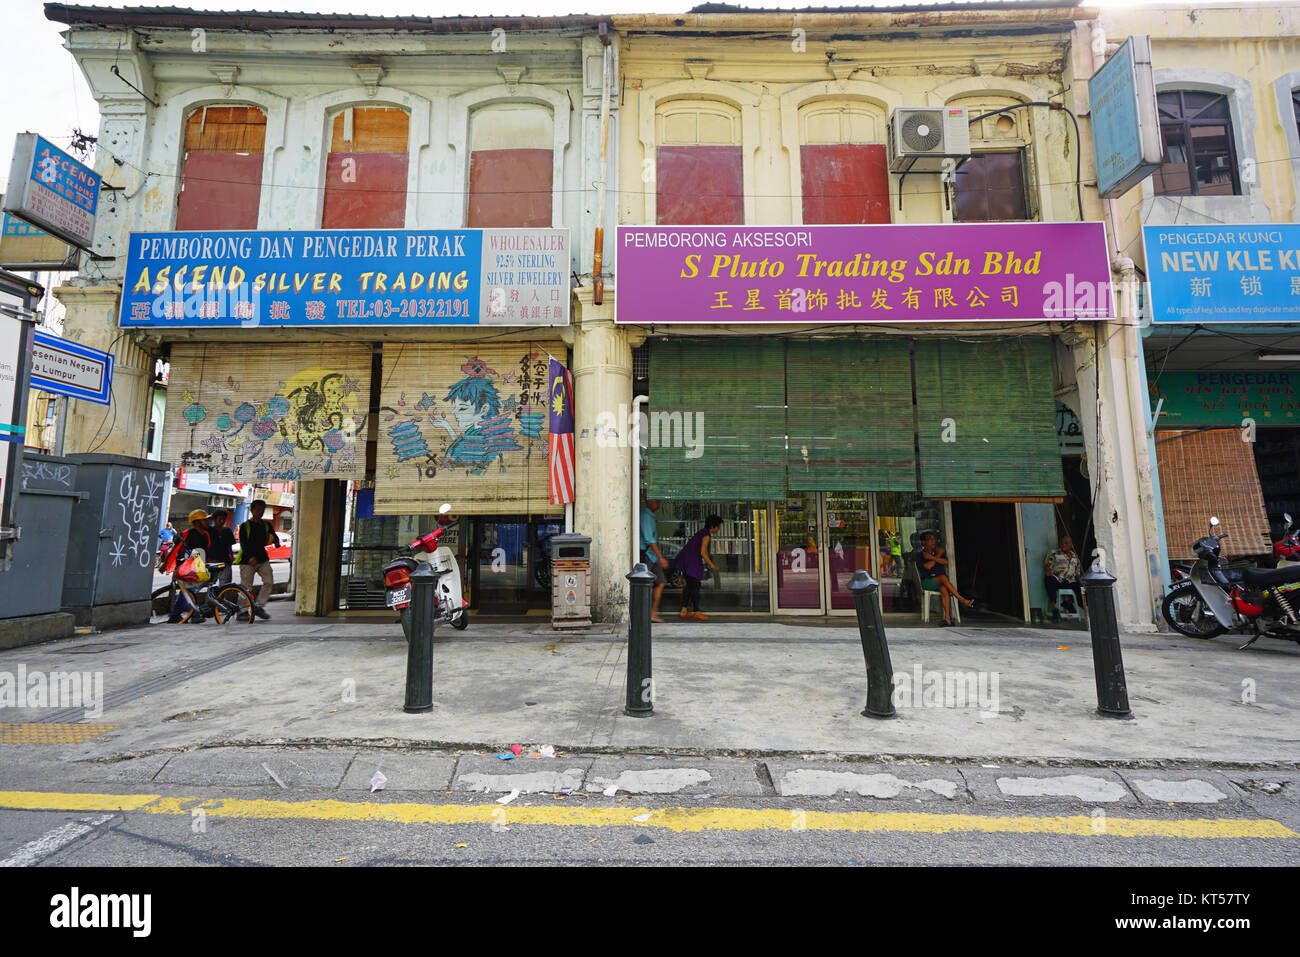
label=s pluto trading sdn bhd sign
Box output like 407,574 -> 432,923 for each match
615,222 -> 1112,323
118,227 -> 570,329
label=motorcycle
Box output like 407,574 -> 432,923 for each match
382,503 -> 469,641
1162,516 -> 1300,649
1274,512 -> 1300,565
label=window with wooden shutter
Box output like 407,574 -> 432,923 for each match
322,106 -> 409,228
176,105 -> 266,230
914,337 -> 1062,499
799,102 -> 890,225
786,338 -> 915,491
656,101 -> 743,225
468,103 -> 553,228
164,343 -> 371,482
647,339 -> 786,500
373,342 -> 561,514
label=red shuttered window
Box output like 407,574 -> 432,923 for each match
322,107 -> 409,228
176,106 -> 265,230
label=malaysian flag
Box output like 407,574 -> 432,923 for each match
547,356 -> 575,505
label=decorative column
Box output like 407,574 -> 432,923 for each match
570,289 -> 638,621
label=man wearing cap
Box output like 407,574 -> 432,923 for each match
206,508 -> 237,589
239,499 -> 280,620
168,509 -> 213,623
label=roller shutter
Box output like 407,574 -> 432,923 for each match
373,342 -> 560,514
164,342 -> 371,482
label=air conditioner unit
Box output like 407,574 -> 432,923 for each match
887,106 -> 972,173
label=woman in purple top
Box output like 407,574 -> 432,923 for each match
677,515 -> 722,621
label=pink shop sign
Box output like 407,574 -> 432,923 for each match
614,222 -> 1112,324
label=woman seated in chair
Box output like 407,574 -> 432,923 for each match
918,531 -> 974,627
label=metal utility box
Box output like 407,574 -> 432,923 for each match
550,533 -> 592,628
61,453 -> 171,627
0,453 -> 81,619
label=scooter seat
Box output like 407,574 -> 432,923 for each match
1242,565 -> 1300,587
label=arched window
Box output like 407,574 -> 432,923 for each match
798,101 -> 889,224
468,103 -> 553,227
176,105 -> 265,230
1153,91 -> 1239,197
946,95 -> 1034,222
655,100 -> 742,225
322,106 -> 409,228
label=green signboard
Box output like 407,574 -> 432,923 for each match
1150,371 -> 1300,427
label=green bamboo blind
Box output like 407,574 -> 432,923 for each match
647,339 -> 787,500
786,338 -> 916,491
914,337 -> 1063,498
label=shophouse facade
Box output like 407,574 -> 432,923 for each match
1102,4 -> 1300,569
45,2 -> 1178,627
611,6 -> 1161,628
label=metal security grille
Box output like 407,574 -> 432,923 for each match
914,337 -> 1063,498
163,343 -> 371,482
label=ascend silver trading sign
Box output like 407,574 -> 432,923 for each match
3,134 -> 100,251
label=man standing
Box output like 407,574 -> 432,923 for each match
1044,534 -> 1082,621
640,499 -> 668,624
239,499 -> 281,620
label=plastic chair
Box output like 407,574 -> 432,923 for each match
909,557 -> 959,624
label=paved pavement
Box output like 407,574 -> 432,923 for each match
1,614 -> 1297,766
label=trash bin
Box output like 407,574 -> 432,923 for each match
0,453 -> 82,644
61,453 -> 171,628
550,533 -> 592,629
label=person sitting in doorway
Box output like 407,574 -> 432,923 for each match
918,530 -> 974,627
1044,534 -> 1083,621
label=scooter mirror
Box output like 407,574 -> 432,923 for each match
1209,517 -> 1220,527
1286,513 -> 1294,525
439,503 -> 452,515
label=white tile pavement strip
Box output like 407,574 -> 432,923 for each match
765,761 -> 968,801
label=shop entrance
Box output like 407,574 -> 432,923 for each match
771,492 -> 951,616
949,501 -> 1027,620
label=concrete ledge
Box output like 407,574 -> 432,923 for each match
63,601 -> 151,630
0,612 -> 77,649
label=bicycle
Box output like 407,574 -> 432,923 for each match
150,563 -> 256,625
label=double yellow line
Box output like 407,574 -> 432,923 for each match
0,790 -> 1294,839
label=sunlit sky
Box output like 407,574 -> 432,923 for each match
0,0 -> 1223,195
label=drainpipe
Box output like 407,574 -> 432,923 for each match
631,393 -> 647,565
593,22 -> 612,305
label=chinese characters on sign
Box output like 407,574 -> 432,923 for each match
615,223 -> 1112,323
3,134 -> 100,250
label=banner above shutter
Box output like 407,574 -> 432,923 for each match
373,341 -> 561,515
787,338 -> 915,492
163,342 -> 370,482
915,337 -> 1063,499
647,339 -> 786,501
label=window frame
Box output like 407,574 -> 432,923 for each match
1153,90 -> 1241,198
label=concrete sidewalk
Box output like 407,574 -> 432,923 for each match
2,615 -> 1298,767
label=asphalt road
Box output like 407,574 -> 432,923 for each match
1,748 -> 1296,868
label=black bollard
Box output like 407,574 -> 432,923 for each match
849,569 -> 896,719
1082,568 -> 1132,717
625,563 -> 655,717
403,565 -> 437,713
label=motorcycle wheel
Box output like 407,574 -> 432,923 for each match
1161,583 -> 1226,638
451,610 -> 469,631
399,606 -> 412,643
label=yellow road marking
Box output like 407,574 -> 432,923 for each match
0,724 -> 120,744
0,791 -> 1293,839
